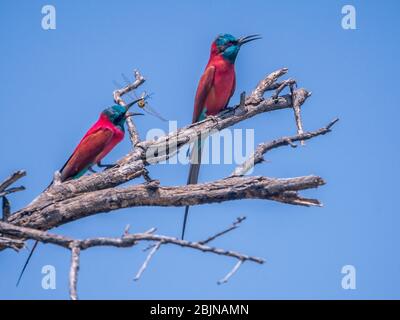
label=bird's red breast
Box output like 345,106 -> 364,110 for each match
192,54 -> 236,123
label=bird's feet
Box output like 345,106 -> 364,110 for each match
88,166 -> 97,173
206,114 -> 220,126
218,106 -> 235,117
224,106 -> 235,111
97,162 -> 116,171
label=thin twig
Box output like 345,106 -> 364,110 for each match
113,69 -> 145,104
2,197 -> 10,221
0,170 -> 26,192
69,243 -> 80,300
272,78 -> 296,100
0,236 -> 25,251
0,186 -> 25,197
134,241 -> 162,281
292,88 -> 311,145
113,70 -> 145,148
200,216 -> 246,245
217,259 -> 244,285
232,118 -> 339,177
248,68 -> 288,103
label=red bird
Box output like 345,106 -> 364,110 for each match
16,101 -> 141,286
181,33 -> 260,239
59,104 -> 130,181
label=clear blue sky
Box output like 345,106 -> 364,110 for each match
1,0 -> 399,299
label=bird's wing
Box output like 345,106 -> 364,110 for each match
183,66 -> 215,239
192,65 -> 215,123
60,127 -> 114,181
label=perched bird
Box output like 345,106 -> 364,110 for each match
16,100 -> 142,286
58,103 -> 134,182
181,33 -> 261,239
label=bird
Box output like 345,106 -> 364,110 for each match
181,33 -> 261,239
16,100 -> 142,286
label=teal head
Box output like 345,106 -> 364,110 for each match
211,34 -> 261,63
103,99 -> 144,130
102,104 -> 127,130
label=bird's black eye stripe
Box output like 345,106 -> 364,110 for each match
114,113 -> 125,124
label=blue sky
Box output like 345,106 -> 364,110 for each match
1,0 -> 399,299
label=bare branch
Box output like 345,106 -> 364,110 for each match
271,78 -> 296,100
69,243 -> 80,300
0,186 -> 25,198
217,259 -> 244,285
113,70 -> 145,105
0,236 -> 25,251
0,220 -> 264,298
269,191 -> 322,207
8,175 -> 325,231
0,170 -> 26,193
232,118 -> 339,177
134,241 -> 162,281
2,197 -> 10,221
200,216 -> 246,245
125,112 -> 141,147
292,87 -> 311,145
247,68 -> 288,103
0,221 -> 264,264
113,70 -> 145,148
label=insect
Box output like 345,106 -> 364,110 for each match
113,74 -> 168,122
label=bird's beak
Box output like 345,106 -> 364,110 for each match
125,112 -> 144,118
124,98 -> 144,111
238,34 -> 262,46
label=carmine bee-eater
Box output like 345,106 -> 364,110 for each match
181,33 -> 261,239
16,101 -> 142,286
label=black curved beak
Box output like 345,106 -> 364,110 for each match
125,97 -> 145,111
238,34 -> 262,46
125,112 -> 144,118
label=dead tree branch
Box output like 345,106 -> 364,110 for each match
232,118 -> 339,177
8,175 -> 324,230
0,218 -> 263,299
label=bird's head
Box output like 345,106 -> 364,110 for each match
102,105 -> 127,130
211,33 -> 261,63
103,99 -> 145,130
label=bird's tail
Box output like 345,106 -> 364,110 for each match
181,138 -> 203,239
16,240 -> 39,287
17,172 -> 68,285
